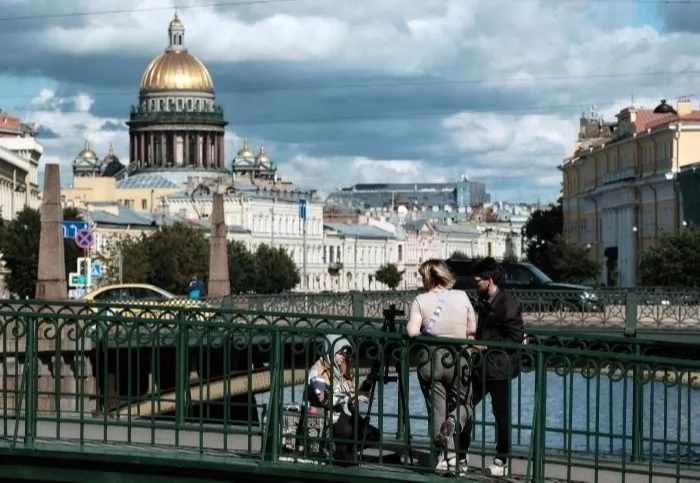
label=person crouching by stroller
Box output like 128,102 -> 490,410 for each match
307,334 -> 381,463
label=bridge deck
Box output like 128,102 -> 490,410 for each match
2,420 -> 698,482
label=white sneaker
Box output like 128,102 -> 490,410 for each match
485,457 -> 508,476
435,455 -> 469,475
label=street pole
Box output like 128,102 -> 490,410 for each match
303,216 -> 307,291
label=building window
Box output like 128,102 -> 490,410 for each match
141,199 -> 148,210
398,245 -> 403,261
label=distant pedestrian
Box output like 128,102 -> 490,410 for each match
187,273 -> 206,300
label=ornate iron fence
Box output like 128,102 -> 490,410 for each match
220,288 -> 700,336
0,300 -> 698,481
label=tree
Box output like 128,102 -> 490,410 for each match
0,206 -> 85,298
228,240 -> 257,294
375,263 -> 403,290
100,234 -> 152,286
110,223 -> 209,295
252,244 -> 300,293
147,224 -> 209,294
522,201 -> 563,277
640,227 -> 700,286
548,234 -> 601,284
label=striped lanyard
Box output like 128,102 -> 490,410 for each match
421,289 -> 450,335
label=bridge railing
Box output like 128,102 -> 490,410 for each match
218,288 -> 700,335
0,301 -> 698,481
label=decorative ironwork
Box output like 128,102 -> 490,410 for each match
223,288 -> 700,335
0,299 -> 698,481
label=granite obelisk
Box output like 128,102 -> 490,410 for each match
207,192 -> 230,297
36,163 -> 67,300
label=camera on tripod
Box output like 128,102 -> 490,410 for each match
358,303 -> 414,465
383,304 -> 405,321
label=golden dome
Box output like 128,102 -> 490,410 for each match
140,51 -> 214,91
169,13 -> 183,29
77,140 -> 98,160
139,14 -> 214,92
237,138 -> 254,157
256,145 -> 270,163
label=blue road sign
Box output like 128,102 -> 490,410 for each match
62,221 -> 89,239
75,228 -> 94,249
91,262 -> 103,278
298,199 -> 307,220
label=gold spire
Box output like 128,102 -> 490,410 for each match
237,137 -> 254,157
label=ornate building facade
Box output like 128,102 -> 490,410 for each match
126,14 -> 227,175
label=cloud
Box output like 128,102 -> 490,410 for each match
2,0 -> 699,203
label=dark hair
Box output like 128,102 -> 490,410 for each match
472,257 -> 502,285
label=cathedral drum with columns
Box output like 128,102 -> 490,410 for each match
126,14 -> 227,176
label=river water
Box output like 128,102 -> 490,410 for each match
258,372 -> 700,461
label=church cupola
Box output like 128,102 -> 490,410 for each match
167,13 -> 186,52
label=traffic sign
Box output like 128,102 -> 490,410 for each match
75,228 -> 94,249
91,262 -> 103,278
62,221 -> 89,239
68,271 -> 86,287
69,288 -> 86,299
298,199 -> 307,221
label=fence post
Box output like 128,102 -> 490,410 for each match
174,311 -> 189,427
624,290 -> 638,337
268,330 -> 283,463
351,292 -> 365,318
631,344 -> 644,462
530,350 -> 547,482
24,315 -> 37,445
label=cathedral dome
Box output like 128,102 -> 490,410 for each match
139,14 -> 214,92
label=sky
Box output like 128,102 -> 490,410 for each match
1,0 -> 700,203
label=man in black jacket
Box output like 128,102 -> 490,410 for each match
453,257 -> 524,477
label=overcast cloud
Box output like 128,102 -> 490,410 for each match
1,0 -> 698,202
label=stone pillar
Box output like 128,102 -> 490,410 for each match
208,193 -> 230,297
36,163 -> 67,300
184,132 -> 190,166
160,135 -> 166,167
219,134 -> 225,168
196,135 -> 202,167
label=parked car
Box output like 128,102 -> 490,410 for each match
444,258 -> 603,312
81,283 -> 216,320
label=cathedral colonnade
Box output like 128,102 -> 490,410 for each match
130,130 -> 225,169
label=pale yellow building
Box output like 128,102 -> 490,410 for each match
561,98 -> 700,287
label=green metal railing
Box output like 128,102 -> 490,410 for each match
219,288 -> 700,337
0,300 -> 698,482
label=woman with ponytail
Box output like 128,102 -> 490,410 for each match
406,259 -> 477,474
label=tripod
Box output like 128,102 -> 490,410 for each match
358,304 -> 414,465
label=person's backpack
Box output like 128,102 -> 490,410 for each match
188,281 -> 201,299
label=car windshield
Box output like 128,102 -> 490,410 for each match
522,263 -> 553,283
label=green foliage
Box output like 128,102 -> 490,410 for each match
640,227 -> 700,286
228,240 -> 257,294
375,263 -> 404,290
548,234 -> 602,284
112,226 -> 299,294
148,224 -> 210,294
522,203 -> 600,283
0,206 -> 85,298
522,202 -> 563,278
251,244 -> 300,294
